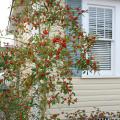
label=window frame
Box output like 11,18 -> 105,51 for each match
81,0 -> 115,78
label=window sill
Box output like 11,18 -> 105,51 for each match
72,76 -> 120,79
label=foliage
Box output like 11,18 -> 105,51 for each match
0,0 -> 98,119
47,108 -> 120,120
0,85 -> 32,120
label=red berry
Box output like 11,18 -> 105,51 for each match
43,29 -> 49,35
86,59 -> 90,65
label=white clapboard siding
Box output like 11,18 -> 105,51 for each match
73,84 -> 120,90
51,100 -> 120,109
76,89 -> 120,96
48,77 -> 120,115
48,105 -> 120,115
72,77 -> 120,84
76,95 -> 120,102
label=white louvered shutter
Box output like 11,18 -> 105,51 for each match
89,6 -> 113,70
66,0 -> 81,22
66,0 -> 82,77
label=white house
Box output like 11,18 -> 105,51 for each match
8,0 -> 120,116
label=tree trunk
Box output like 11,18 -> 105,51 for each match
0,111 -> 6,120
39,82 -> 47,120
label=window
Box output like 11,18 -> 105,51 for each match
66,0 -> 117,77
88,6 -> 113,70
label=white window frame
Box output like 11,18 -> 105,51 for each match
81,0 -> 116,78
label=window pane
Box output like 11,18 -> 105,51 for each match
90,41 -> 111,70
89,7 -> 112,39
89,7 -> 97,35
89,6 -> 112,70
105,9 -> 112,39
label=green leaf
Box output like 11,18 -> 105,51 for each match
52,100 -> 56,105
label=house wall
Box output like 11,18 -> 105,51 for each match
47,0 -> 120,117
8,0 -> 120,118
48,77 -> 120,117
